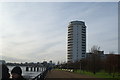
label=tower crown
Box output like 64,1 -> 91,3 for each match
69,21 -> 85,25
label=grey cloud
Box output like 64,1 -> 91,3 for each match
0,2 -> 118,63
27,40 -> 63,57
1,55 -> 27,62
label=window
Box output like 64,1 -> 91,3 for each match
77,55 -> 78,57
82,47 -> 86,49
82,50 -> 85,51
82,55 -> 85,57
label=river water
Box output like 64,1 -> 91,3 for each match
8,66 -> 45,80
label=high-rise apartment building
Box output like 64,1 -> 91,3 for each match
67,21 -> 86,63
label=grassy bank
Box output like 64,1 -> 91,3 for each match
74,69 -> 120,79
55,68 -> 120,79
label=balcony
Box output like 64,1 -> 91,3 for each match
82,26 -> 86,28
82,36 -> 86,38
82,49 -> 86,52
68,35 -> 73,38
82,47 -> 86,49
68,38 -> 73,40
68,31 -> 73,33
82,31 -> 86,33
68,39 -> 73,42
68,48 -> 72,51
68,42 -> 73,45
68,43 -> 73,46
68,29 -> 73,32
67,51 -> 72,53
68,54 -> 72,57
68,40 -> 73,43
67,57 -> 72,60
68,28 -> 73,30
82,28 -> 86,30
68,35 -> 72,37
82,44 -> 86,46
68,26 -> 73,28
68,33 -> 73,35
68,52 -> 72,54
68,36 -> 71,38
67,47 -> 72,50
68,46 -> 72,48
82,39 -> 86,41
68,33 -> 73,36
82,34 -> 86,36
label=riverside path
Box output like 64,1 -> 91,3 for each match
45,69 -> 110,80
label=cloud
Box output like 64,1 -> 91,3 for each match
0,2 -> 118,63
1,55 -> 28,62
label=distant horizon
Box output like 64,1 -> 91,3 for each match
0,2 -> 118,63
3,52 -> 120,63
1,52 -> 119,64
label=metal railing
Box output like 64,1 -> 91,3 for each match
32,69 -> 48,80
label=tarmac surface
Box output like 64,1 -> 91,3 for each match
45,70 -> 113,80
46,69 -> 95,78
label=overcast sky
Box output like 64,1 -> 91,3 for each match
0,2 -> 118,63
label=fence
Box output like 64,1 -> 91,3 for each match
32,68 -> 48,80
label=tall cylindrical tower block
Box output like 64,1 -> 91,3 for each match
67,21 -> 86,63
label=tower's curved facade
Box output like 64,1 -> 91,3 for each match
67,21 -> 86,63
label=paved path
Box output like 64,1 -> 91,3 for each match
45,69 -> 96,79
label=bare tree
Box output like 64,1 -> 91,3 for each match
90,45 -> 102,74
90,45 -> 100,54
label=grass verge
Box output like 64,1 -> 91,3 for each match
74,69 -> 120,79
